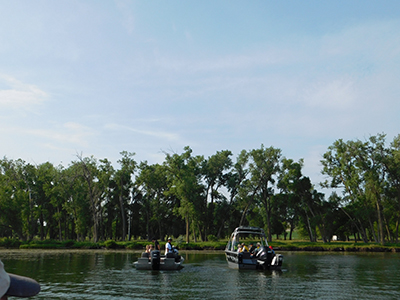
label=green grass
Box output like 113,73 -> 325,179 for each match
269,240 -> 400,252
2,237 -> 400,252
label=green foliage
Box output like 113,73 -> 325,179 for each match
104,240 -> 119,249
0,237 -> 21,248
1,135 -> 400,245
207,235 -> 218,242
62,240 -> 76,248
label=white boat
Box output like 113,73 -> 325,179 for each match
225,226 -> 283,270
133,250 -> 184,270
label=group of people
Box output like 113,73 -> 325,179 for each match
237,242 -> 275,256
237,242 -> 260,255
146,237 -> 175,256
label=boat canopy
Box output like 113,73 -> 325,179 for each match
225,226 -> 269,252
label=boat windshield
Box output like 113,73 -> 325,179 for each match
225,227 -> 269,252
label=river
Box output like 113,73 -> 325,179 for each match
1,249 -> 400,299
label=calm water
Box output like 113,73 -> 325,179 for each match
1,249 -> 400,299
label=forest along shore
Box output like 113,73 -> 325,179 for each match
2,238 -> 400,253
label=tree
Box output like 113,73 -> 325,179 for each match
73,155 -> 111,242
0,158 -> 29,240
164,147 -> 204,242
321,137 -> 389,244
219,150 -> 249,237
201,150 -> 232,238
136,162 -> 173,240
113,151 -> 136,241
244,145 -> 281,241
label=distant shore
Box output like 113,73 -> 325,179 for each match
2,238 -> 400,253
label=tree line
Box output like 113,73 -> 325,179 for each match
0,133 -> 399,245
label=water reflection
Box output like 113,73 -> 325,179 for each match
1,250 -> 400,299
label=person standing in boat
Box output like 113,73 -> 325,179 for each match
152,237 -> 160,251
165,237 -> 173,255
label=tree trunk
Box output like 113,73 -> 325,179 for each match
185,214 -> 190,243
376,200 -> 385,244
119,193 -> 126,241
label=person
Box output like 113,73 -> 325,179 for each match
0,259 -> 40,300
151,237 -> 160,251
145,244 -> 151,254
237,244 -> 242,253
249,243 -> 256,255
165,237 -> 173,255
240,243 -> 249,252
269,245 -> 275,254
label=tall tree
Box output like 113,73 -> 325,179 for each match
74,155 -> 110,242
113,151 -> 136,241
136,162 -> 173,240
321,138 -> 387,243
0,158 -> 30,240
383,134 -> 400,242
219,150 -> 249,237
164,147 -> 204,242
246,145 -> 281,241
202,150 -> 232,238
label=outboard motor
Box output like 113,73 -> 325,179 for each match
151,250 -> 161,270
256,246 -> 274,268
238,252 -> 244,264
173,247 -> 180,262
256,246 -> 267,261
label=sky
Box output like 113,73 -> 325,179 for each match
1,1 -> 400,194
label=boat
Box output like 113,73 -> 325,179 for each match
225,226 -> 283,270
133,249 -> 184,270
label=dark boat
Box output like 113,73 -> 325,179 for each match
133,249 -> 184,270
225,226 -> 283,270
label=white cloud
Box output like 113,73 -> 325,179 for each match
300,77 -> 357,110
105,123 -> 181,141
25,122 -> 96,148
0,75 -> 47,110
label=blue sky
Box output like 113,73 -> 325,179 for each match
1,1 -> 399,192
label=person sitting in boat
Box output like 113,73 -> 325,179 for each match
249,243 -> 256,253
240,243 -> 249,252
249,243 -> 256,254
165,237 -> 173,255
145,244 -> 151,254
250,242 -> 261,256
269,245 -> 275,254
237,244 -> 242,253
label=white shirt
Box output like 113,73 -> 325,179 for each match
165,241 -> 172,255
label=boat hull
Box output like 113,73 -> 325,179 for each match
224,227 -> 283,271
225,251 -> 283,270
134,256 -> 184,270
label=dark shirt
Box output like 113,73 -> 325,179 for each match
153,240 -> 160,250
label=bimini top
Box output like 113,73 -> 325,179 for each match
230,226 -> 266,237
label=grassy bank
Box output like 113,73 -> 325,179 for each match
2,237 -> 400,252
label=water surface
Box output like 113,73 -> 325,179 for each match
1,250 -> 400,299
